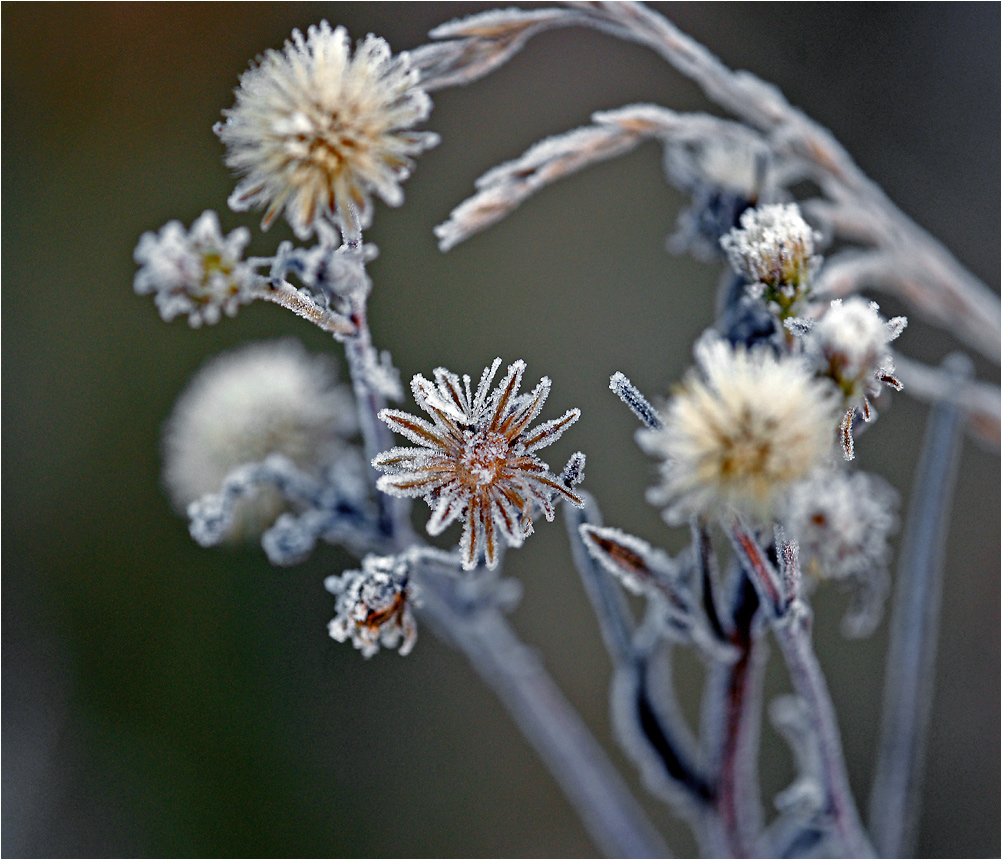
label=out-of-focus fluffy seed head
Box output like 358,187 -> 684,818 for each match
162,339 -> 357,540
781,469 -> 899,637
325,554 -> 419,658
720,203 -> 820,304
215,21 -> 439,240
133,211 -> 257,327
803,298 -> 907,405
782,470 -> 898,582
373,359 -> 584,571
638,336 -> 839,524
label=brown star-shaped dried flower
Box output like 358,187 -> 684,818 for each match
373,359 -> 584,570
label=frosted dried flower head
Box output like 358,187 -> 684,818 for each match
720,203 -> 820,313
373,359 -> 584,570
782,469 -> 899,637
133,211 -> 257,327
801,298 -> 906,404
325,554 -> 419,658
163,339 -> 357,540
215,22 -> 439,240
638,335 -> 839,524
789,298 -> 906,459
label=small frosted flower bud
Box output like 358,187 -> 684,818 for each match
162,339 -> 358,541
215,21 -> 439,240
638,335 -> 839,524
325,554 -> 419,658
720,203 -> 820,315
373,359 -> 584,571
792,298 -> 906,459
781,469 -> 899,636
133,211 -> 257,327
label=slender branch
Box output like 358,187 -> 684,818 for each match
565,497 -> 714,811
730,523 -> 874,858
414,559 -> 673,859
699,568 -> 765,859
893,353 -> 999,448
868,354 -> 970,858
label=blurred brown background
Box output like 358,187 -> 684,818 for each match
4,3 -> 999,856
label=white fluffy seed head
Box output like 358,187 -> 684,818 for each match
638,335 -> 840,524
215,21 -> 438,239
162,339 -> 357,540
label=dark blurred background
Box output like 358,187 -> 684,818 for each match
3,3 -> 999,856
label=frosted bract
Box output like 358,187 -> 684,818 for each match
215,21 -> 438,240
133,210 -> 257,327
326,554 -> 419,658
373,359 -> 583,570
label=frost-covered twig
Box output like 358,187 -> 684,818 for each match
869,355 -> 970,858
412,556 -> 672,859
730,522 -> 874,858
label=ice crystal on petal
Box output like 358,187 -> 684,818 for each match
133,211 -> 257,326
163,340 -> 357,542
373,359 -> 584,570
638,335 -> 840,524
325,554 -> 419,657
215,22 -> 439,240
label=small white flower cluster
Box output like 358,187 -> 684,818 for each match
134,211 -> 259,327
215,21 -> 438,240
325,554 -> 419,658
638,334 -> 839,524
720,203 -> 820,312
162,339 -> 358,541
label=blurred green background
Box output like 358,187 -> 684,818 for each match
4,3 -> 999,856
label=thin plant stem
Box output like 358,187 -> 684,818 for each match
414,560 -> 673,859
730,522 -> 875,858
868,354 -> 971,858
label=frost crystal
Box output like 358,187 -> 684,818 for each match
326,554 -> 419,658
373,359 -> 584,570
215,21 -> 439,239
162,339 -> 357,541
133,211 -> 257,327
638,335 -> 839,524
720,203 -> 820,312
781,469 -> 899,636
